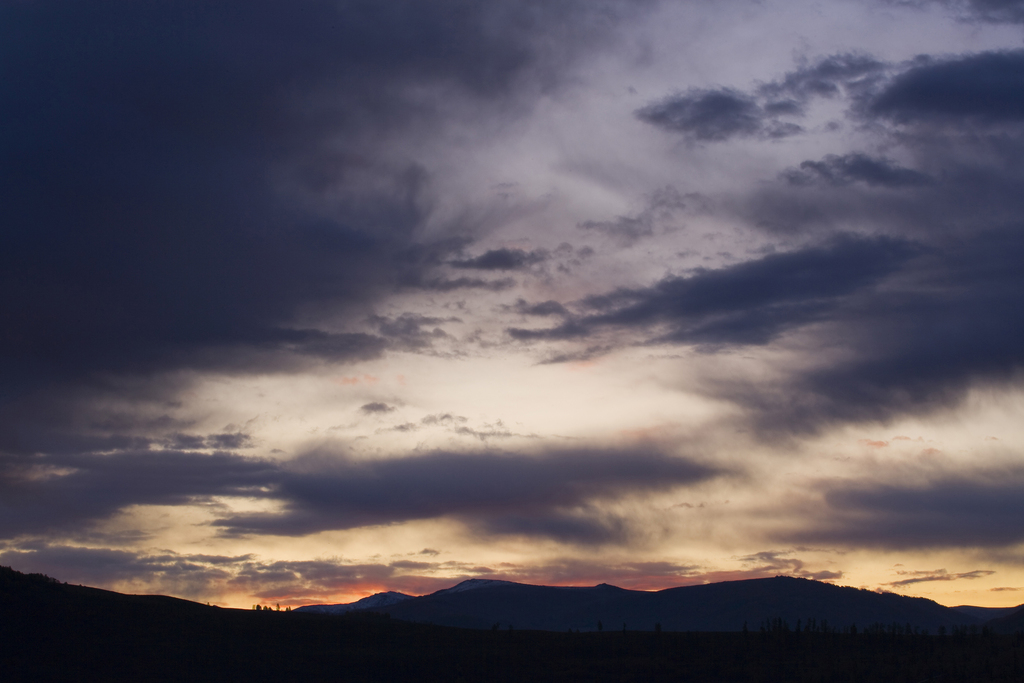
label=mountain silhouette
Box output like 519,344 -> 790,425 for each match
328,576 -> 982,632
952,604 -> 1024,621
987,604 -> 1024,634
5,565 -> 1024,682
294,590 -> 413,614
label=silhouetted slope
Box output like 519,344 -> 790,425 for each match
381,576 -> 979,632
638,577 -> 978,632
385,580 -> 631,629
953,604 -> 1023,621
988,604 -> 1024,634
0,564 -> 215,616
4,566 -> 1024,682
293,590 -> 413,614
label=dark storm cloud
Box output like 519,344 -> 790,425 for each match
0,430 -> 720,548
509,234 -> 919,347
450,248 -> 549,270
638,53 -> 891,144
636,88 -> 802,141
585,235 -> 917,346
0,439 -> 719,546
727,213 -> 1024,431
691,48 -> 1024,431
692,228 -> 1024,432
271,330 -> 390,362
212,447 -> 723,543
922,0 -> 1024,23
869,50 -> 1024,124
783,154 -> 935,188
964,0 -> 1024,22
0,448 -> 280,540
638,88 -> 761,140
481,506 -> 634,544
746,48 -> 1024,132
788,467 -> 1024,550
0,0 -> 648,396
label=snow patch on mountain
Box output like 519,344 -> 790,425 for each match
433,579 -> 516,595
294,591 -> 413,615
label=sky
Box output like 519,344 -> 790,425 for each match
2,0 -> 1024,609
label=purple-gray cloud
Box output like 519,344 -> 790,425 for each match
782,154 -> 934,188
450,248 -> 550,270
510,233 -> 919,347
212,447 -> 724,543
0,448 -> 280,540
637,88 -> 803,142
0,440 -> 723,547
784,467 -> 1024,550
0,0 -> 648,394
869,50 -> 1024,124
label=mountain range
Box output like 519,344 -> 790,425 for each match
7,565 -> 1024,681
298,576 -> 1024,633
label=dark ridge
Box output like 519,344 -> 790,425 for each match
953,604 -> 1024,621
988,604 -> 1024,634
4,566 -> 1024,682
0,564 -> 216,616
375,575 -> 980,632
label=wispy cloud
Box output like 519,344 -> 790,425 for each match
886,569 -> 995,587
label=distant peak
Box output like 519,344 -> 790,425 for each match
293,589 -> 414,614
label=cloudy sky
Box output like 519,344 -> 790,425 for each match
3,0 -> 1024,609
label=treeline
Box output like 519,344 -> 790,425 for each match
4,608 -> 1024,682
756,615 -> 999,637
252,603 -> 291,611
0,564 -> 61,587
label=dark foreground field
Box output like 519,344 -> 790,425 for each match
3,569 -> 1024,682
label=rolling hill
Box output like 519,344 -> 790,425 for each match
330,576 -> 982,633
5,566 -> 1024,682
